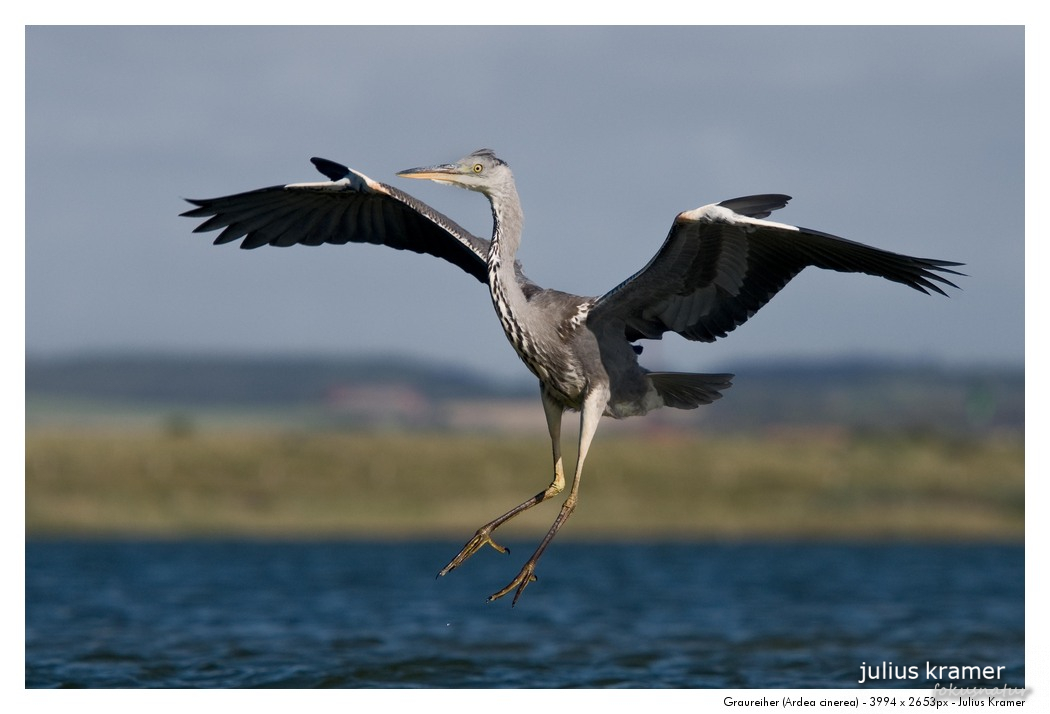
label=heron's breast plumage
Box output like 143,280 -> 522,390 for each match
488,263 -> 592,406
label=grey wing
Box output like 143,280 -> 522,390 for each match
181,157 -> 490,283
590,196 -> 963,343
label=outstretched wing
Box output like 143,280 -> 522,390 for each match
181,157 -> 491,283
590,195 -> 963,343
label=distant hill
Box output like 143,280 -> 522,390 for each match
25,353 -> 518,406
25,353 -> 1023,435
715,358 -> 1022,434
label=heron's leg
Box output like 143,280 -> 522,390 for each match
489,387 -> 608,605
438,390 -> 566,577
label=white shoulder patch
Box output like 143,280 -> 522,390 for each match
678,203 -> 800,232
285,179 -> 350,190
570,300 -> 594,329
286,168 -> 378,193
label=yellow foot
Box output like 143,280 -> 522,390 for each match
488,561 -> 538,606
438,529 -> 508,577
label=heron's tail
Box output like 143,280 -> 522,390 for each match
649,372 -> 733,410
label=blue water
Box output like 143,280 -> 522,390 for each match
25,540 -> 1023,688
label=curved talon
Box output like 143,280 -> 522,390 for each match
488,563 -> 538,606
438,530 -> 508,578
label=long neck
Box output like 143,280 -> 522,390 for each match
487,186 -> 524,269
485,185 -> 534,360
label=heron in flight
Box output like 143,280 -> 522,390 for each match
182,149 -> 961,605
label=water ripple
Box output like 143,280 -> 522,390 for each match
26,541 -> 1024,688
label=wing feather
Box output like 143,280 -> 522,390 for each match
181,158 -> 490,283
591,197 -> 963,343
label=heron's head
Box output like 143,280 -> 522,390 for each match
398,149 -> 513,196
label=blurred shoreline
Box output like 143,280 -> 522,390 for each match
26,430 -> 1023,541
26,354 -> 1024,541
26,353 -> 1024,435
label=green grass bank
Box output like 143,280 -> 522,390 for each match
26,430 -> 1023,540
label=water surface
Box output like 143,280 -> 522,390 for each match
25,540 -> 1023,688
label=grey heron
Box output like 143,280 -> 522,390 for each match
182,149 -> 962,605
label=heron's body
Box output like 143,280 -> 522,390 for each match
183,149 -> 961,604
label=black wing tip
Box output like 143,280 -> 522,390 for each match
906,261 -> 966,296
310,156 -> 350,181
926,261 -> 966,274
922,259 -> 966,290
180,199 -> 223,232
180,210 -> 198,219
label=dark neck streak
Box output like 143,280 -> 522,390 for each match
486,191 -> 541,376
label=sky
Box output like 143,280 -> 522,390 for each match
25,26 -> 1024,380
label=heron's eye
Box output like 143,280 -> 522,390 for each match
472,163 -> 483,174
